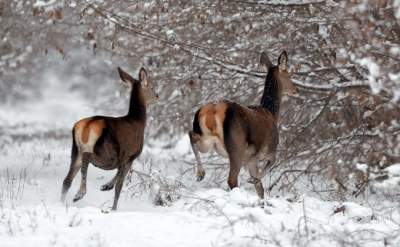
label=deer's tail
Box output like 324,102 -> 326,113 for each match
192,109 -> 202,135
71,128 -> 78,161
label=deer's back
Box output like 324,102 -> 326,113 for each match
73,115 -> 145,158
196,100 -> 279,158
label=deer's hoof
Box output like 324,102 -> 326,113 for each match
101,207 -> 112,214
100,183 -> 114,191
73,191 -> 86,202
247,177 -> 260,184
196,170 -> 205,181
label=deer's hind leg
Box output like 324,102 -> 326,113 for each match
189,131 -> 208,181
61,154 -> 82,202
221,112 -> 245,190
72,153 -> 90,202
61,130 -> 82,202
224,132 -> 245,190
226,147 -> 244,190
101,174 -> 117,191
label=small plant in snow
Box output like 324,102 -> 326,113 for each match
87,233 -> 108,247
0,168 -> 28,208
149,170 -> 182,206
68,212 -> 82,227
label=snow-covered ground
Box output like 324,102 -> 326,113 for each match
0,75 -> 400,247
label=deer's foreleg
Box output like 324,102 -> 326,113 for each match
248,161 -> 265,199
112,152 -> 140,211
111,164 -> 130,211
248,152 -> 276,183
259,152 -> 276,179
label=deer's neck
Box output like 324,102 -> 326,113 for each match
260,67 -> 281,120
127,82 -> 146,120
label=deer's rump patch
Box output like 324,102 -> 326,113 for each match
74,117 -> 106,151
198,101 -> 228,140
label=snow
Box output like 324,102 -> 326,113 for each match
356,163 -> 369,173
395,0 -> 400,19
373,164 -> 400,193
33,0 -> 57,8
2,186 -> 397,247
357,57 -> 382,94
389,73 -> 400,102
318,24 -> 329,39
33,0 -> 62,11
0,205 -> 221,247
386,164 -> 400,176
340,202 -> 373,219
1,74 -> 400,246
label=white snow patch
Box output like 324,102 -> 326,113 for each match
33,0 -> 57,8
319,24 -> 329,38
357,57 -> 382,94
356,163 -> 369,173
341,202 -> 373,219
395,0 -> 400,19
386,164 -> 400,176
374,164 -> 400,192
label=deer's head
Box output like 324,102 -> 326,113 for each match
260,51 -> 299,96
118,67 -> 159,104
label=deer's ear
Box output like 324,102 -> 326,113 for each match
118,67 -> 135,84
259,52 -> 272,72
139,67 -> 148,86
278,51 -> 288,71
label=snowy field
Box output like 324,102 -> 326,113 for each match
1,77 -> 400,247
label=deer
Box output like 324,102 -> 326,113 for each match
61,66 -> 157,210
188,51 -> 299,199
